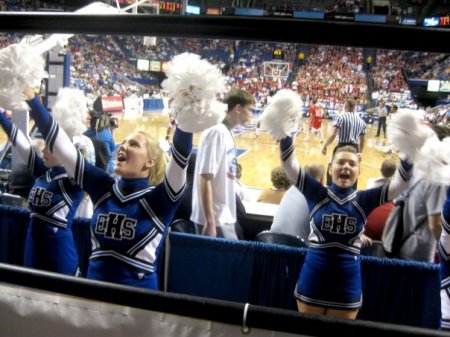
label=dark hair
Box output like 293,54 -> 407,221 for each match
89,110 -> 111,132
432,125 -> 450,141
332,145 -> 358,161
236,162 -> 242,180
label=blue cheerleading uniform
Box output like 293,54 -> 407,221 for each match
28,96 -> 192,290
279,136 -> 412,309
0,111 -> 83,275
439,187 -> 450,330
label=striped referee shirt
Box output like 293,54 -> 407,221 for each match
333,111 -> 366,145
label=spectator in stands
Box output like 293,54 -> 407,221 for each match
84,108 -> 116,173
278,134 -> 413,319
270,163 -> 325,241
25,85 -> 193,290
321,98 -> 366,187
383,125 -> 449,263
190,88 -> 255,240
0,107 -> 85,276
256,166 -> 291,204
365,158 -> 398,241
366,55 -> 372,71
366,158 -> 397,189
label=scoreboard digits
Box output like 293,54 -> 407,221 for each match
159,1 -> 181,13
272,49 -> 285,60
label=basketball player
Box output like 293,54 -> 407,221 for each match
304,97 -> 324,142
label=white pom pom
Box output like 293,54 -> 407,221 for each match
161,53 -> 226,133
387,109 -> 434,162
51,88 -> 88,140
415,136 -> 450,185
259,89 -> 303,139
0,43 -> 47,111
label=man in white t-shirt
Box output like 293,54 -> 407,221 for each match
191,88 -> 255,240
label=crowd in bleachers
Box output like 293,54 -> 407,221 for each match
63,35 -> 450,117
293,45 -> 367,112
407,53 -> 450,80
328,0 -> 364,14
2,31 -> 449,119
1,0 -> 450,117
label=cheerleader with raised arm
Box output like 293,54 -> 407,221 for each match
23,51 -> 226,289
260,89 -> 432,319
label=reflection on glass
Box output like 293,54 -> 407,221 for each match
0,33 -> 449,326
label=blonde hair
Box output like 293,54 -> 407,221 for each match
136,131 -> 168,185
305,163 -> 325,182
30,138 -> 45,157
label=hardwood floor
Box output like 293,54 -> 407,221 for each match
113,113 -> 397,190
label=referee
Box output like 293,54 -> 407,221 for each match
321,98 -> 366,187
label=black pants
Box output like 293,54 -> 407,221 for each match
326,143 -> 359,188
376,117 -> 387,137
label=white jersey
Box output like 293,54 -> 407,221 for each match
191,122 -> 237,226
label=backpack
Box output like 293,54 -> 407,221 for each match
382,179 -> 422,257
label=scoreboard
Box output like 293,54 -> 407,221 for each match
159,1 -> 181,14
272,49 -> 285,60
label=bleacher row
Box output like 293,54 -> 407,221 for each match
66,35 -> 450,111
1,30 -> 449,112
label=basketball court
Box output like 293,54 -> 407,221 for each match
110,112 -> 395,190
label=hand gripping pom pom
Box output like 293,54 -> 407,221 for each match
0,44 -> 47,111
260,89 -> 303,139
415,136 -> 450,185
386,109 -> 434,163
161,53 -> 226,133
51,88 -> 89,141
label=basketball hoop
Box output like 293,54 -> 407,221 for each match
272,69 -> 280,82
263,61 -> 290,81
143,36 -> 157,47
